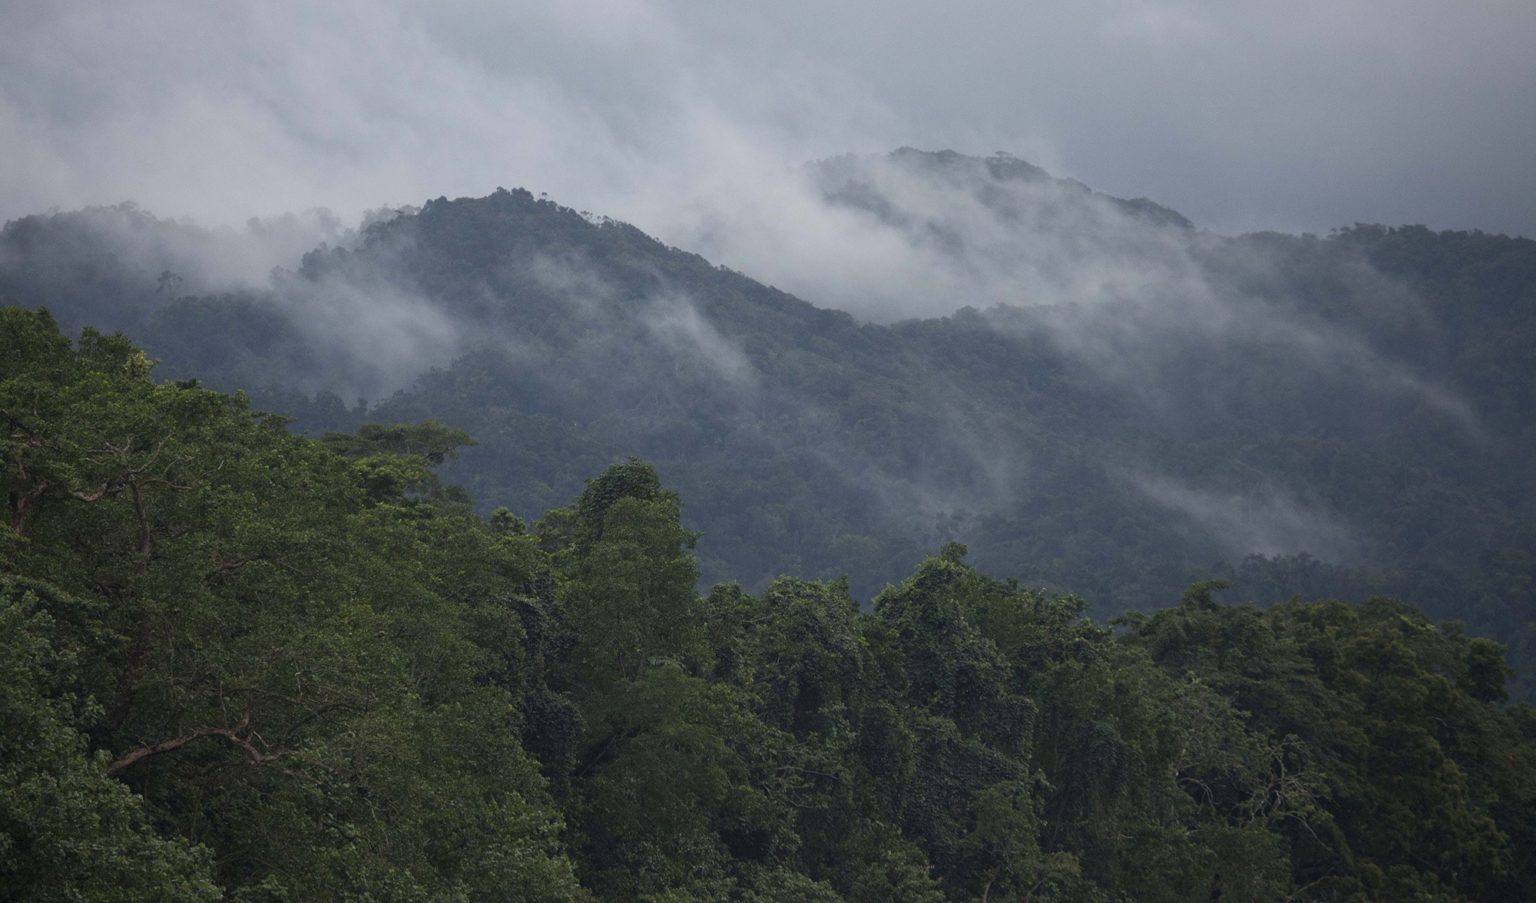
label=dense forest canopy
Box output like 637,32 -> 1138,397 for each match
3,151 -> 1533,697
3,308 -> 1534,900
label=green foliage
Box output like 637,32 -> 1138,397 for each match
560,462 -> 707,685
1,314 -> 584,900
0,577 -> 220,902
1125,593 -> 1536,900
4,312 -> 1535,900
9,187 -> 1536,705
320,420 -> 476,464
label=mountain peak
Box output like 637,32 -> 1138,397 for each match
814,148 -> 1194,231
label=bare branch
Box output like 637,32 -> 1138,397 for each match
106,711 -> 289,774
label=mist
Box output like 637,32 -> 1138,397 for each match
2,154 -> 1490,577
1127,470 -> 1360,562
4,0 -> 1534,245
4,0 -> 1529,606
1,0 -> 1525,423
0,204 -> 349,295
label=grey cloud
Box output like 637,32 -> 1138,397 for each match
1127,469 -> 1360,561
669,147 -> 1482,442
3,0 -> 1532,242
641,295 -> 759,388
280,278 -> 464,402
663,149 -> 1213,321
0,204 -> 349,296
0,0 -> 1513,561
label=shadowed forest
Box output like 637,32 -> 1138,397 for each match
4,151 -> 1536,900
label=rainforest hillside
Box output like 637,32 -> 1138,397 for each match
2,151 -> 1534,696
3,308 -> 1534,901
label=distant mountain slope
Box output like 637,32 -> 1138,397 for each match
3,152 -> 1534,692
815,147 -> 1193,232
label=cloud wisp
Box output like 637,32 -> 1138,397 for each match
1125,470 -> 1361,563
3,0 -> 1534,243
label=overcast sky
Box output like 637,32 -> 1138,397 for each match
3,0 -> 1534,240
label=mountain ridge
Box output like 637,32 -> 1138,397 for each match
2,152 -> 1533,695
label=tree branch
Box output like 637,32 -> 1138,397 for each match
106,711 -> 287,774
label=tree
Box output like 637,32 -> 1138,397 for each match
0,576 -> 219,902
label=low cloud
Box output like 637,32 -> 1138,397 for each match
4,0 -> 1533,241
272,273 -> 464,402
1128,470 -> 1360,561
642,294 -> 758,388
0,204 -> 349,297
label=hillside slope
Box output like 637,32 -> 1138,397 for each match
2,152 -> 1533,689
4,308 -> 1534,900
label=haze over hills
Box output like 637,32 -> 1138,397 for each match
3,149 -> 1534,690
8,2 -> 1536,896
6,147 -> 1536,899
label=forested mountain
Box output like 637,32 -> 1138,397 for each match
4,309 -> 1534,900
2,150 -> 1534,698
